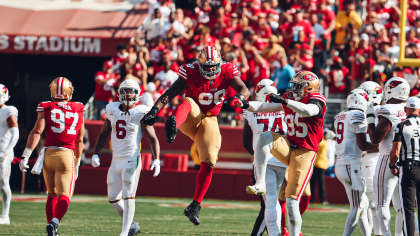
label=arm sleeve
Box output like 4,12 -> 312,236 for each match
286,100 -> 320,117
5,127 -> 19,153
393,123 -> 404,142
246,101 -> 284,113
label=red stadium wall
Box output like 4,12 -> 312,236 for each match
77,120 -> 349,204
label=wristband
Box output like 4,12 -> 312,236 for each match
366,116 -> 375,125
242,100 -> 250,109
389,163 -> 396,169
22,148 -> 33,159
74,157 -> 81,167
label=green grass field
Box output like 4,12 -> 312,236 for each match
1,194 -> 397,235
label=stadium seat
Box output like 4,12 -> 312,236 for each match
162,154 -> 189,172
141,153 -> 153,170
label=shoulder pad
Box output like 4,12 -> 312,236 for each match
377,105 -> 393,116
6,106 -> 18,116
308,93 -> 327,106
349,111 -> 366,124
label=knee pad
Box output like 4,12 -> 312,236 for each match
108,189 -> 122,202
257,132 -> 274,149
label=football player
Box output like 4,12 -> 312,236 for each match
235,71 -> 326,236
19,77 -> 85,236
91,79 -> 160,236
359,81 -> 383,236
334,89 -> 379,236
141,46 -> 250,225
243,80 -> 287,235
0,85 -> 19,225
367,77 -> 408,236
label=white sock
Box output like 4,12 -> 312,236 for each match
369,203 -> 382,235
377,206 -> 392,236
1,183 -> 11,216
111,200 -> 124,218
357,208 -> 370,236
121,199 -> 135,235
254,133 -> 273,186
395,207 -> 404,236
286,198 -> 302,236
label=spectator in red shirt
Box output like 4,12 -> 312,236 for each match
190,25 -> 220,50
111,44 -> 128,72
283,10 -> 315,49
94,60 -> 117,120
291,43 -> 314,72
373,0 -> 400,30
313,0 -> 336,42
252,12 -> 272,49
327,56 -> 349,99
208,5 -> 230,38
150,36 -> 166,63
261,0 -> 279,22
132,63 -> 148,91
406,28 -> 420,53
349,33 -> 373,87
247,46 -> 270,88
154,48 -> 179,74
220,13 -> 240,39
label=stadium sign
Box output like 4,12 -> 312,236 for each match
0,34 -> 127,57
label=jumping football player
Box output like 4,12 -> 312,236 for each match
19,77 -> 85,236
0,85 -> 18,225
141,46 -> 250,225
243,80 -> 287,235
235,71 -> 326,236
92,79 -> 160,236
334,88 -> 379,236
367,77 -> 409,236
359,81 -> 383,236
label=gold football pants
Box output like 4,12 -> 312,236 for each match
43,148 -> 75,198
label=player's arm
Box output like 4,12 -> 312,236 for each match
93,118 -> 112,155
142,123 -> 161,177
141,78 -> 189,126
354,122 -> 379,151
389,122 -> 403,175
74,119 -> 85,163
368,117 -> 391,144
4,115 -> 19,154
242,119 -> 254,156
230,76 -> 250,100
244,101 -> 284,113
20,112 -> 45,171
264,94 -> 323,117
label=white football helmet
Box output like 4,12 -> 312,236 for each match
0,84 -> 10,105
347,88 -> 369,112
382,77 -> 410,104
119,79 -> 140,106
359,81 -> 383,105
255,79 -> 278,102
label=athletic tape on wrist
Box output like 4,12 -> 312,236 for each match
22,148 -> 33,159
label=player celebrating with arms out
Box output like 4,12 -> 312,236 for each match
234,71 -> 326,236
19,77 -> 85,236
141,46 -> 250,226
0,85 -> 19,225
92,79 -> 160,236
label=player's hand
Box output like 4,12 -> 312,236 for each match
366,102 -> 375,125
266,94 -> 287,105
225,94 -> 249,109
19,158 -> 29,172
390,166 -> 399,176
91,154 -> 101,168
150,159 -> 161,177
141,106 -> 159,126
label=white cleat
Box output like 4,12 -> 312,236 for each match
128,222 -> 141,236
246,184 -> 266,195
0,215 -> 10,225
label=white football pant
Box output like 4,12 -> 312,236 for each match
361,152 -> 381,235
254,164 -> 286,235
0,153 -> 12,217
336,164 -> 370,236
374,155 -> 403,236
107,155 -> 142,236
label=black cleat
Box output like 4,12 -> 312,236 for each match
165,115 -> 178,143
184,202 -> 201,226
46,221 -> 58,236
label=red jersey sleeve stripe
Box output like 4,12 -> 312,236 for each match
311,96 -> 326,105
36,107 -> 44,111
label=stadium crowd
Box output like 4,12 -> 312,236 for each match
92,0 -> 420,122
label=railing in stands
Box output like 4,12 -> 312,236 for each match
84,93 -> 96,120
324,98 -> 347,130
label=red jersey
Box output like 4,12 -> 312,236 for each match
95,71 -> 116,102
178,62 -> 239,116
37,101 -> 85,151
329,67 -> 349,94
374,6 -> 397,29
282,93 -> 326,151
283,20 -> 315,48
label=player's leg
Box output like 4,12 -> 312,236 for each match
251,166 -> 267,236
0,154 -> 12,224
279,180 -> 288,235
43,150 -> 58,223
285,147 -> 316,236
165,97 -> 197,143
120,156 -> 142,236
391,183 -> 403,236
361,153 -> 381,235
248,132 -> 291,195
375,156 -> 399,236
300,184 -> 311,216
107,159 -> 124,218
184,116 -> 220,225
264,165 -> 286,235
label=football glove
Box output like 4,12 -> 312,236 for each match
366,102 -> 376,125
91,154 -> 101,168
150,159 -> 161,177
141,106 -> 160,126
266,94 -> 287,105
225,94 -> 249,109
19,158 -> 29,172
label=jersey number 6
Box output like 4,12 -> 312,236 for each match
116,120 -> 126,139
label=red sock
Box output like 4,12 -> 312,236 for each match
299,195 -> 311,216
55,195 -> 70,221
46,196 -> 58,223
172,99 -> 192,129
280,200 -> 287,230
193,162 -> 214,204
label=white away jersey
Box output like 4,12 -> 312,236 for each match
105,102 -> 149,158
0,106 -> 17,152
366,105 -> 381,143
243,110 -> 287,167
377,103 -> 406,156
334,110 -> 367,166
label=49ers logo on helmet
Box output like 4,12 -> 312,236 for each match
389,80 -> 403,88
303,74 -> 316,81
